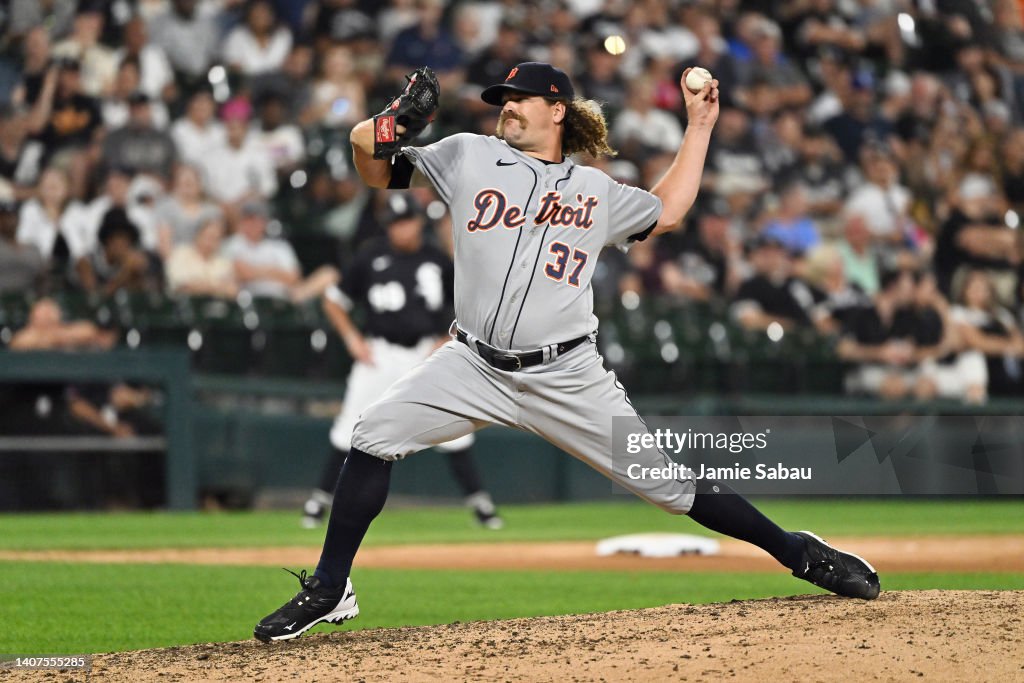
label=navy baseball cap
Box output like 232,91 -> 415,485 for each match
481,62 -> 574,106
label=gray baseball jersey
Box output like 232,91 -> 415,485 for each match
351,133 -> 696,514
401,133 -> 662,349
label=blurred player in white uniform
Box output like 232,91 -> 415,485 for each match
303,193 -> 502,530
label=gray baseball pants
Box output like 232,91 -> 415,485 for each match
351,337 -> 696,514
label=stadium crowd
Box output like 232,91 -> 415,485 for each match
1,0 -> 1024,403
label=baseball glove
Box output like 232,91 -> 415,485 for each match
372,67 -> 441,159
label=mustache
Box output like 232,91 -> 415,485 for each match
499,111 -> 526,126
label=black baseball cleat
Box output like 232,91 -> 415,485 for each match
301,498 -> 326,529
466,491 -> 504,530
254,569 -> 359,642
473,507 -> 505,530
791,531 -> 881,600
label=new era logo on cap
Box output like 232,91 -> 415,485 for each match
482,62 -> 574,106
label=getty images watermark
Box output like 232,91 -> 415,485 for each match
610,415 -> 1024,495
624,427 -> 813,482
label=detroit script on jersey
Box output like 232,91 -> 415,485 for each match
466,190 -> 600,232
401,133 -> 662,350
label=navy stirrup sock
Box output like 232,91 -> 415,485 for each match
314,448 -> 393,589
687,479 -> 805,571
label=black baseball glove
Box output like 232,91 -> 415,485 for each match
372,67 -> 441,159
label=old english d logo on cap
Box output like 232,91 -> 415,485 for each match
482,62 -> 575,106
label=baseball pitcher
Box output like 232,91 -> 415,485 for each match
255,63 -> 879,643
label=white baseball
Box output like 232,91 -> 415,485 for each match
685,67 -> 713,94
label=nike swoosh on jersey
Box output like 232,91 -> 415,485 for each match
496,160 -> 517,166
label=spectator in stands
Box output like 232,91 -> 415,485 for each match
306,43 -> 367,129
761,181 -> 820,257
948,41 -> 1018,119
837,269 -> 922,399
843,143 -> 914,255
166,214 -> 238,298
75,208 -> 161,296
835,212 -> 880,296
113,16 -> 175,102
611,77 -> 684,157
0,196 -> 45,295
801,244 -> 872,335
101,92 -> 177,183
198,97 -> 277,223
576,39 -> 628,118
6,1 -> 76,43
732,234 -> 817,331
147,0 -> 221,86
893,72 -> 942,148
824,70 -> 895,164
950,268 -> 1024,397
64,167 -> 159,265
991,0 -> 1024,76
311,0 -> 375,51
154,164 -> 221,258
51,3 -> 118,98
169,88 -> 225,167
25,57 -> 101,199
1001,127 -> 1024,213
11,27 -> 53,108
16,166 -> 78,267
254,91 -> 305,175
222,0 -> 293,78
386,0 -> 465,91
252,43 -> 317,122
791,0 -> 866,63
101,59 -> 170,131
757,108 -> 801,178
706,106 -> 768,197
784,123 -> 847,222
659,197 -> 741,302
221,200 -> 338,302
0,104 -> 44,198
676,12 -> 738,110
736,18 -> 811,110
934,173 -> 1019,305
912,272 -> 988,404
463,20 -> 527,113
9,297 -> 115,351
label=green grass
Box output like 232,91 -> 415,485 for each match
0,499 -> 1021,551
3,562 -> 1022,655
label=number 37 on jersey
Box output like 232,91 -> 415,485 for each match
466,188 -> 598,289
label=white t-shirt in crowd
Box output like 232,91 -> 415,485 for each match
843,182 -> 912,238
221,233 -> 299,299
170,118 -> 227,166
198,136 -> 278,203
16,198 -> 83,259
221,27 -> 292,76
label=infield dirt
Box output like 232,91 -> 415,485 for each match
6,590 -> 1021,682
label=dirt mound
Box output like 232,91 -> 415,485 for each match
47,591 -> 1023,682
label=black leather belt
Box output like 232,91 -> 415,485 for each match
456,329 -> 589,372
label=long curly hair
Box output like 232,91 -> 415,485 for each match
560,97 -> 617,158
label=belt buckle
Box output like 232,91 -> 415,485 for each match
497,352 -> 522,371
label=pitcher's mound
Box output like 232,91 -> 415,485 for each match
82,590 -> 1023,682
